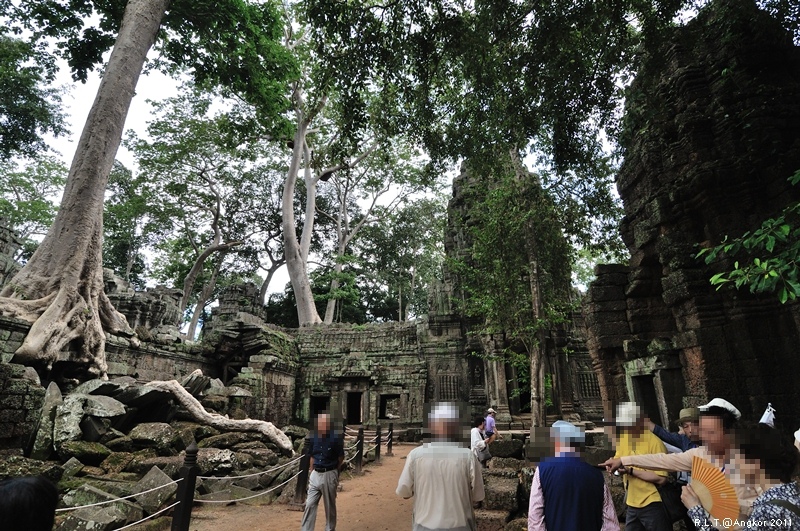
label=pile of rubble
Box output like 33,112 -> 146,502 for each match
0,371 -> 306,531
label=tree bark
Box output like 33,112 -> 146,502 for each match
282,117 -> 322,325
0,0 -> 169,377
323,260 -> 343,324
186,258 -> 222,340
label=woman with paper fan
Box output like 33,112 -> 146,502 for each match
681,423 -> 800,530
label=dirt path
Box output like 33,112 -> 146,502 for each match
188,444 -> 416,531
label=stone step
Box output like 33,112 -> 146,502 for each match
475,509 -> 510,531
482,475 -> 519,512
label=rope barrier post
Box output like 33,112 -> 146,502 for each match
355,427 -> 364,475
386,422 -> 393,456
290,436 -> 312,511
171,442 -> 199,531
375,425 -> 381,464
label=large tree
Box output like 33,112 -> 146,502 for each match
0,0 -> 294,376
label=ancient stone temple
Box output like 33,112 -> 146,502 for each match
584,0 -> 800,431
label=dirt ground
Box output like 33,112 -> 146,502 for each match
187,444 -> 415,531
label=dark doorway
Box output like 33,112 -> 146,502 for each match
346,392 -> 362,424
632,375 -> 662,426
379,395 -> 401,419
310,396 -> 330,419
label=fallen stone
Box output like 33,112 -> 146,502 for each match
195,485 -> 267,506
197,431 -> 258,449
197,477 -> 236,494
232,441 -> 268,450
280,425 -> 309,441
72,379 -> 127,397
237,448 -> 279,468
197,448 -> 237,476
126,455 -> 183,479
114,386 -> 172,408
134,466 -> 179,514
83,395 -> 127,418
58,441 -> 112,466
22,366 -> 41,385
78,465 -> 107,477
199,395 -> 228,413
234,452 -> 255,470
100,452 -> 135,474
232,469 -> 262,490
81,416 -> 112,442
0,455 -> 64,482
504,517 -> 528,531
30,381 -> 63,460
180,371 -> 210,396
53,394 -> 88,449
128,423 -> 179,455
62,457 -> 85,479
57,485 -> 143,531
204,386 -> 252,398
99,428 -> 126,445
106,436 -> 135,453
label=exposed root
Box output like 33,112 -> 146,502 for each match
0,293 -> 56,322
145,376 -> 294,454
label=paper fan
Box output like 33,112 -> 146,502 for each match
691,456 -> 739,526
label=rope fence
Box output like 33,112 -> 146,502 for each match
116,501 -> 181,531
54,479 -> 184,512
195,471 -> 302,504
197,455 -> 302,481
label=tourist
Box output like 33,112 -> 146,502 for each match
647,407 -> 701,453
470,415 -> 490,467
301,412 -> 345,531
681,423 -> 800,530
485,407 -> 499,444
0,476 -> 59,531
610,401 -> 672,531
396,401 -> 485,531
528,420 -> 618,531
602,398 -> 759,530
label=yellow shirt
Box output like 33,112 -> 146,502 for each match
614,431 -> 668,508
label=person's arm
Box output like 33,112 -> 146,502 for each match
601,483 -> 619,531
527,468 -> 546,531
621,447 -> 696,471
309,455 -> 315,472
626,467 -> 667,486
336,436 -> 345,471
652,424 -> 691,452
396,452 -> 415,499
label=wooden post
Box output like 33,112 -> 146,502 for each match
171,442 -> 199,531
386,422 -> 393,456
289,436 -> 312,510
375,424 -> 381,463
355,427 -> 364,475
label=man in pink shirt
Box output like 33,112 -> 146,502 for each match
528,421 -> 619,531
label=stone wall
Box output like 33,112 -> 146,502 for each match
584,0 -> 800,429
0,362 -> 45,451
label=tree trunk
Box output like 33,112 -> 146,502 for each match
258,262 -> 283,305
282,120 -> 322,325
323,259 -> 344,324
179,241 -> 241,325
528,246 -> 547,427
0,0 -> 169,377
186,258 -> 222,340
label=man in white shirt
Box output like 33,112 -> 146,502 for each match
396,402 -> 485,531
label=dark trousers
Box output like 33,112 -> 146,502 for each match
625,502 -> 672,531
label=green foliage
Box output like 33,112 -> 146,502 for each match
0,155 -> 67,255
0,32 -> 65,158
103,161 -> 149,289
8,0 -> 296,134
697,170 -> 800,304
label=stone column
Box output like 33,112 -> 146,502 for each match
481,333 -> 513,423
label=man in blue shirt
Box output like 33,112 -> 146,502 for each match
301,413 -> 345,531
647,407 -> 701,453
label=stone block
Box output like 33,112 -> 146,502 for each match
83,395 -> 127,418
81,416 -> 112,442
31,382 -> 63,461
197,431 -> 259,449
58,441 -> 112,466
489,439 -> 524,459
475,509 -> 510,531
487,457 -> 524,470
0,455 -> 63,482
128,423 -> 179,454
57,485 -> 143,531
106,436 -> 135,453
504,518 -> 528,531
483,476 -> 519,512
53,395 -> 88,449
62,457 -> 85,479
100,452 -> 135,474
134,466 -> 178,514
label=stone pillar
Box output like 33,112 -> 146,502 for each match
481,333 -> 513,423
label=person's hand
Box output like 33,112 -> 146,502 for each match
644,417 -> 656,431
681,484 -> 702,509
601,458 -> 624,472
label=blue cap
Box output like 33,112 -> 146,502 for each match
550,420 -> 585,444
